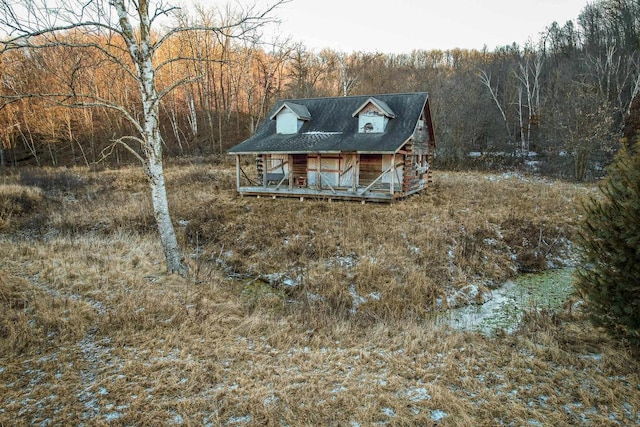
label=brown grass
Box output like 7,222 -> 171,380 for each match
0,184 -> 46,232
1,163 -> 637,426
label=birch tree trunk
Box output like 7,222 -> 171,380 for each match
148,152 -> 183,273
112,0 -> 186,274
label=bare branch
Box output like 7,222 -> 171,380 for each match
98,136 -> 145,165
155,55 -> 230,74
0,90 -> 145,136
153,0 -> 288,52
156,74 -> 203,102
478,70 -> 508,123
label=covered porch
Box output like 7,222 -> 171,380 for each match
232,152 -> 424,202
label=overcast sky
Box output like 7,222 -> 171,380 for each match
264,0 -> 589,53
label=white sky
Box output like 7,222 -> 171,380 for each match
265,0 -> 589,53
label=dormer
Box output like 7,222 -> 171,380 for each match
352,97 -> 396,133
270,102 -> 311,134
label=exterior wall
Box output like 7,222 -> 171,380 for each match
307,154 -> 357,188
413,118 -> 429,143
382,155 -> 403,185
291,154 -> 307,183
401,143 -> 429,193
276,110 -> 302,134
358,154 -> 382,185
339,155 -> 356,187
307,155 -> 338,187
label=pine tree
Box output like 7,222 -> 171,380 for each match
575,141 -> 640,345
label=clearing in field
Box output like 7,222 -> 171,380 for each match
1,163 -> 638,425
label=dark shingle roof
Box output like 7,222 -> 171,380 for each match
228,92 -> 428,154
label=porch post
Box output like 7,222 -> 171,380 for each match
390,154 -> 395,195
288,155 -> 293,189
263,154 -> 268,187
235,155 -> 241,189
353,154 -> 359,192
317,153 -> 321,188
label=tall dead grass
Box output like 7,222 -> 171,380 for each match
2,163 -> 636,426
177,170 -> 590,320
0,184 -> 46,232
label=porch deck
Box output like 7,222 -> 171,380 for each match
236,185 -> 407,202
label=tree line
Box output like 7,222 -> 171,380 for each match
1,0 -> 639,181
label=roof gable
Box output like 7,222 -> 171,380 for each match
351,97 -> 396,118
269,102 -> 311,121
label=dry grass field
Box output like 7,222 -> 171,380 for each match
1,161 -> 638,426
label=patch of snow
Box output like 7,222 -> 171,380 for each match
381,407 -> 396,417
331,254 -> 358,269
104,412 -> 121,421
579,353 -> 603,361
282,277 -> 298,287
406,387 -> 431,402
430,410 -> 448,421
446,284 -> 491,308
442,280 -> 522,334
447,248 -> 455,260
227,415 -> 251,425
483,238 -> 498,246
262,272 -> 301,288
303,131 -> 343,135
331,385 -> 347,394
263,396 -> 279,406
306,293 -> 323,302
349,284 -> 367,314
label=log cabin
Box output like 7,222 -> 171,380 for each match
228,92 -> 435,202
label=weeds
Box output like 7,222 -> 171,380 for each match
0,184 -> 46,232
1,164 -> 637,425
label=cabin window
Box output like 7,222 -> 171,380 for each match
358,112 -> 387,133
353,98 -> 394,134
276,110 -> 303,134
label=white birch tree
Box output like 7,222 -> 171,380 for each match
478,70 -> 512,143
0,0 -> 283,274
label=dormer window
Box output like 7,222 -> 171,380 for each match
352,97 -> 396,134
270,102 -> 311,134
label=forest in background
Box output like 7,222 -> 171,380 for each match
1,0 -> 639,181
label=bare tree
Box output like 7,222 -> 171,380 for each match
514,52 -> 543,154
0,0 -> 284,274
478,70 -> 512,143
